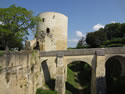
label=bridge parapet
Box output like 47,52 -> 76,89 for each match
40,47 -> 125,57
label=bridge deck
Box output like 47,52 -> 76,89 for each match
40,47 -> 125,57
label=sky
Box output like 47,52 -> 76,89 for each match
0,0 -> 125,47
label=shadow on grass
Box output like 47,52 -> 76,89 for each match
66,82 -> 79,94
66,82 -> 91,94
69,61 -> 91,87
36,79 -> 57,94
46,79 -> 55,90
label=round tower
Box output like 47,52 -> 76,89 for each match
36,12 -> 68,51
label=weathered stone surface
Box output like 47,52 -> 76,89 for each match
37,12 -> 68,51
25,12 -> 67,51
0,51 -> 41,94
0,48 -> 125,94
25,38 -> 37,50
40,47 -> 125,57
96,56 -> 106,94
96,50 -> 105,56
55,54 -> 65,94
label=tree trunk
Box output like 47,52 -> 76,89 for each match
5,42 -> 9,52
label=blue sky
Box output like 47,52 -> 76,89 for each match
0,0 -> 125,47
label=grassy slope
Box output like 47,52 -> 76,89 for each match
36,88 -> 57,94
66,63 -> 91,94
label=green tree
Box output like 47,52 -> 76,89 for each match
85,23 -> 125,48
86,28 -> 107,48
0,5 -> 38,50
104,23 -> 122,40
76,37 -> 86,48
121,23 -> 125,37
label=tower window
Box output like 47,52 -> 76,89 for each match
42,18 -> 45,22
46,28 -> 50,33
53,15 -> 55,19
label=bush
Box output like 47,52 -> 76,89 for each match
0,51 -> 5,56
36,88 -> 57,94
103,38 -> 125,47
107,43 -> 123,47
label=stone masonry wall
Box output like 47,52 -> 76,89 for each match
0,51 -> 42,94
0,48 -> 125,94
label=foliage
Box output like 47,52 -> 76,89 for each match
86,28 -> 107,48
0,5 -> 39,50
68,47 -> 77,49
79,23 -> 125,48
104,23 -> 122,40
103,37 -> 125,47
0,50 -> 5,56
106,43 -> 123,47
76,37 -> 86,48
36,88 -> 57,94
65,90 -> 72,94
0,65 -> 2,73
36,78 -> 57,94
45,79 -> 55,90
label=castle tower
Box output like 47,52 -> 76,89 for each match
36,12 -> 68,51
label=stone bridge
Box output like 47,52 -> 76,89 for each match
0,47 -> 125,94
40,47 -> 125,94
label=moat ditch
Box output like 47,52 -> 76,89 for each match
36,58 -> 125,94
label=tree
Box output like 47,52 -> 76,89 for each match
121,23 -> 125,37
85,23 -> 125,48
76,37 -> 86,48
0,5 -> 38,50
86,28 -> 107,48
104,23 -> 121,40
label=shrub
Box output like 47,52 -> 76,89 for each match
36,88 -> 57,94
103,37 -> 125,47
107,43 -> 123,47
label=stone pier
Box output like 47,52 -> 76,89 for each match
96,50 -> 106,94
55,52 -> 65,94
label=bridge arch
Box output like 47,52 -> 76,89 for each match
105,55 -> 125,94
105,55 -> 125,76
66,60 -> 92,94
64,55 -> 94,67
67,60 -> 91,66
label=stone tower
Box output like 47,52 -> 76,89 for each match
36,12 -> 68,51
25,12 -> 68,51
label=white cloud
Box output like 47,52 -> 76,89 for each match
76,31 -> 84,37
110,21 -> 116,23
93,24 -> 104,31
68,39 -> 79,43
0,21 -> 2,24
0,21 -> 4,25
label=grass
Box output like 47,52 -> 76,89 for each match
36,62 -> 92,94
0,65 -> 2,73
66,62 -> 91,94
0,50 -> 5,56
36,88 -> 57,94
66,68 -> 79,94
67,68 -> 77,88
36,79 -> 57,94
